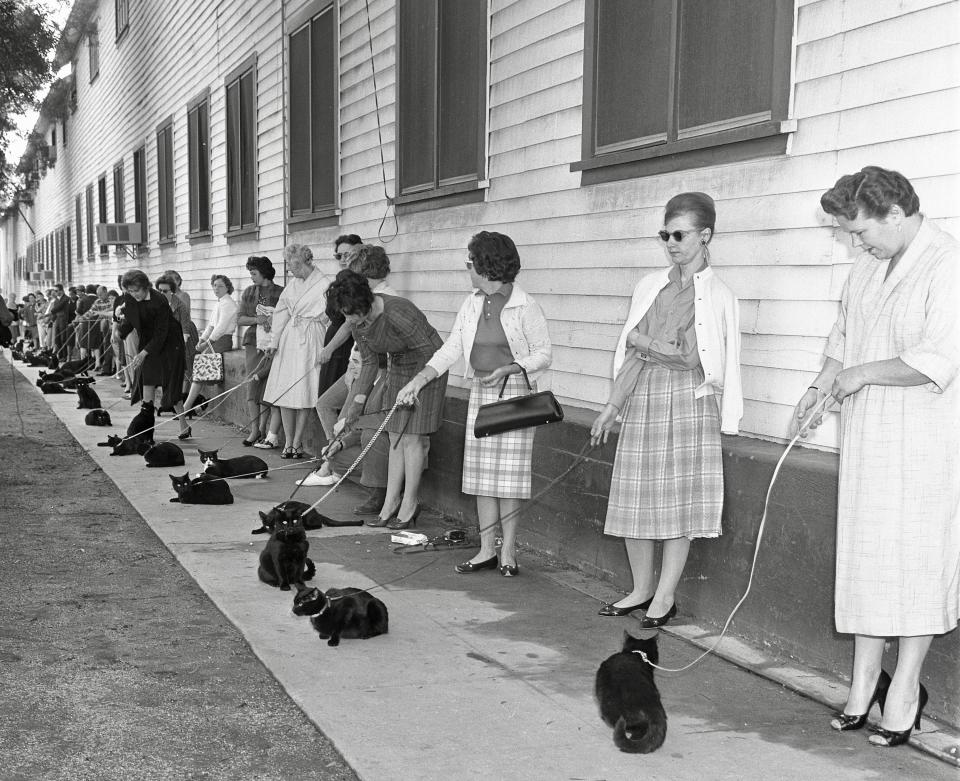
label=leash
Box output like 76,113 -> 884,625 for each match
635,393 -> 838,673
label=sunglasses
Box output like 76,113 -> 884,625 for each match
657,229 -> 697,243
334,253 -> 344,261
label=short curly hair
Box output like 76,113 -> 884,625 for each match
467,231 -> 521,284
284,243 -> 313,265
246,255 -> 276,280
326,269 -> 375,316
120,269 -> 151,291
155,274 -> 178,291
820,166 -> 919,221
210,274 -> 234,294
348,244 -> 391,280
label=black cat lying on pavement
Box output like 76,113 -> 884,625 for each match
168,472 -> 234,504
292,586 -> 389,647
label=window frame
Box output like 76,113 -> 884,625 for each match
97,173 -> 108,256
186,90 -> 212,239
224,53 -> 259,238
75,194 -> 83,260
573,0 -> 796,185
115,0 -> 129,42
394,0 -> 489,212
113,161 -> 125,223
88,22 -> 100,83
85,184 -> 95,261
156,118 -> 175,244
132,145 -> 147,246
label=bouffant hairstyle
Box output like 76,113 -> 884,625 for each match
85,283 -> 98,294
820,166 -> 920,221
664,192 -> 716,241
348,244 -> 391,280
210,274 -> 234,294
163,269 -> 182,290
245,255 -> 276,281
120,269 -> 151,291
326,269 -> 375,316
334,234 -> 363,249
467,231 -> 521,284
155,274 -> 178,291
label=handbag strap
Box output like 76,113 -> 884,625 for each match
498,362 -> 532,399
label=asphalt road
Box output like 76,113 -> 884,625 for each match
0,360 -> 358,780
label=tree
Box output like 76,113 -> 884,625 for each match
0,0 -> 60,204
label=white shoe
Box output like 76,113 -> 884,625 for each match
254,436 -> 278,449
296,470 -> 341,487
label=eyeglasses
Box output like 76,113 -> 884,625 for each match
334,253 -> 343,261
464,260 -> 474,269
658,229 -> 697,243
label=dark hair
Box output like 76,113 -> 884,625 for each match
349,244 -> 390,280
121,270 -> 151,291
155,274 -> 177,291
334,234 -> 363,249
55,284 -> 64,293
164,269 -> 183,289
245,255 -> 275,280
106,289 -> 119,299
820,166 -> 920,221
210,274 -> 234,294
326,269 -> 374,316
664,192 -> 716,241
85,283 -> 98,294
467,231 -> 521,284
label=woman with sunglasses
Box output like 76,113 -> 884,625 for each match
590,192 -> 742,627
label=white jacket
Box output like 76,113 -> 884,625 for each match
613,265 -> 743,434
427,284 -> 552,384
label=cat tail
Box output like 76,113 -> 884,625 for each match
303,557 -> 316,582
613,712 -> 666,754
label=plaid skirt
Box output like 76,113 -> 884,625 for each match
604,363 -> 723,539
462,375 -> 535,498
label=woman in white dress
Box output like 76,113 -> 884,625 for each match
796,166 -> 959,747
263,244 -> 333,458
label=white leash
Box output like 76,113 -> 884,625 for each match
638,393 -> 837,673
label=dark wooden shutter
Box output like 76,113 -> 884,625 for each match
113,163 -> 125,223
310,9 -> 336,211
240,72 -> 256,227
188,101 -> 210,232
398,0 -> 437,194
289,24 -> 312,214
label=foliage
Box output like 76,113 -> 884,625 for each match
0,0 -> 60,204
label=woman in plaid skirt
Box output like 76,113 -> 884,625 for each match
591,193 -> 742,627
398,232 -> 552,577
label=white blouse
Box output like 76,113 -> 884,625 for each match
200,295 -> 239,343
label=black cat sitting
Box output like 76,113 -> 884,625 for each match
84,409 -> 112,426
257,510 -> 315,591
595,632 -> 667,754
199,448 -> 268,479
75,377 -> 101,409
124,402 -> 156,451
292,586 -> 389,647
143,442 -> 185,467
168,472 -> 234,504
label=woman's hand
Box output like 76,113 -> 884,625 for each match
197,339 -> 209,352
625,329 -> 650,351
831,366 -> 867,403
396,376 -> 427,406
256,314 -> 270,326
791,388 -> 825,437
478,363 -> 519,387
314,346 -> 332,367
127,350 -> 148,372
590,405 -> 619,446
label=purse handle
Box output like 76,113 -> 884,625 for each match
497,362 -> 532,398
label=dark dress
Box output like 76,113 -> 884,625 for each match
317,307 -> 354,396
119,289 -> 186,410
350,295 -> 447,435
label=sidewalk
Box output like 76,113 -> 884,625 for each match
8,354 -> 957,780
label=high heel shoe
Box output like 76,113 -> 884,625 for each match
178,426 -> 192,440
386,503 -> 421,530
830,669 -> 891,731
638,603 -> 677,629
455,555 -> 498,574
598,595 -> 654,617
280,447 -> 294,459
868,684 -> 928,747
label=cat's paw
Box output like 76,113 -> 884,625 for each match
327,637 -> 340,647
280,584 -> 291,591
169,498 -> 180,502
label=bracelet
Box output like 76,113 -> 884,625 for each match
807,385 -> 823,394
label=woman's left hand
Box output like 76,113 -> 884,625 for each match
478,363 -> 518,387
831,366 -> 867,402
128,350 -> 148,372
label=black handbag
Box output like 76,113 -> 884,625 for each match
474,364 -> 563,438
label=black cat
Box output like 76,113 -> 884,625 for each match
257,510 -> 315,591
168,472 -> 234,504
199,448 -> 268,479
75,377 -> 101,409
143,442 -> 185,467
40,381 -> 74,394
292,586 -> 389,647
84,409 -> 112,426
125,402 -> 156,451
595,632 -> 667,754
253,501 -> 325,534
36,370 -> 74,386
59,358 -> 93,374
97,434 -> 152,456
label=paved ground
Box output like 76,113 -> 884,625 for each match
2,352 -> 956,780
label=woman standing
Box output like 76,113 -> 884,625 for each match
327,269 -> 448,530
398,232 -> 552,576
236,256 -> 284,446
590,192 -> 742,627
181,275 -> 238,425
263,244 -> 332,458
117,270 -> 189,437
795,166 -> 958,746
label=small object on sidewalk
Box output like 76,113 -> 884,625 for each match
390,531 -> 429,546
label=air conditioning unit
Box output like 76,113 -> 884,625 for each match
41,270 -> 55,281
29,271 -> 43,281
96,222 -> 143,244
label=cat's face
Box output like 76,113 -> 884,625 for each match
198,449 -> 218,468
169,473 -> 191,495
272,510 -> 306,541
622,632 -> 658,664
292,587 -> 325,616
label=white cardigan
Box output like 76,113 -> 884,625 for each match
200,295 -> 239,343
426,284 -> 552,384
613,265 -> 743,434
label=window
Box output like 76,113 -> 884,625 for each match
116,0 -> 129,41
133,145 -> 147,243
575,0 -> 794,183
75,194 -> 83,259
88,23 -> 99,82
62,116 -> 67,147
225,56 -> 257,233
396,0 -> 487,205
187,95 -> 211,235
288,4 -> 337,222
97,174 -> 108,255
85,185 -> 94,259
156,120 -> 175,242
64,227 -> 71,281
113,162 -> 125,222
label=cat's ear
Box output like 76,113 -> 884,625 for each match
259,511 -> 268,522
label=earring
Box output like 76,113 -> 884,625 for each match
897,224 -> 902,233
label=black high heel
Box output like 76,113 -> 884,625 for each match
386,503 -> 421,530
830,669 -> 891,731
598,595 -> 654,617
178,426 -> 192,440
868,684 -> 928,747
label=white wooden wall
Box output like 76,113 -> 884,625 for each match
3,0 -> 958,451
